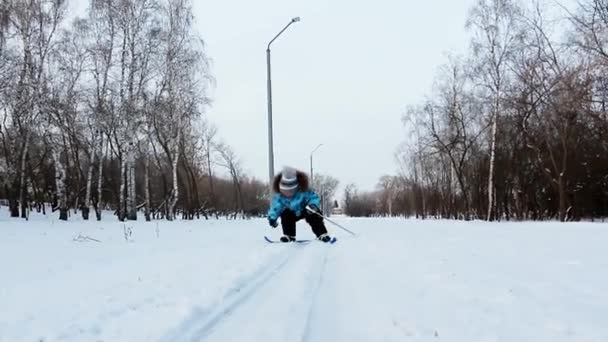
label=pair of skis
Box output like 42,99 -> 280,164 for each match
264,236 -> 337,244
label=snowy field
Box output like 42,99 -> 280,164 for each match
1,211 -> 607,342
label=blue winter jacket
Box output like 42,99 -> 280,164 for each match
268,190 -> 321,221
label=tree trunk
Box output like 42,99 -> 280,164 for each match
421,183 -> 427,219
558,176 -> 566,222
167,140 -> 180,221
126,142 -> 137,220
119,152 -> 126,221
183,158 -> 200,220
52,146 -> 68,221
487,110 -> 498,221
235,177 -> 244,217
82,139 -> 97,220
96,140 -> 104,221
19,137 -> 30,219
456,174 -> 470,221
206,143 -> 215,207
144,154 -> 151,221
513,186 -> 523,220
9,198 -> 18,217
69,136 -> 83,216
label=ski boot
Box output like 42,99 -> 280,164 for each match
318,233 -> 332,243
280,235 -> 296,243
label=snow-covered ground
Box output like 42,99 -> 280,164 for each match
1,210 -> 607,342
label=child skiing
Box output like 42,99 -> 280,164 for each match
267,166 -> 332,243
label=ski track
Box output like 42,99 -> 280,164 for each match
299,248 -> 330,342
161,242 -> 333,342
201,242 -> 329,342
158,244 -> 303,342
303,236 -> 425,342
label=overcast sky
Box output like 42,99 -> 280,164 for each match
70,0 -> 505,191
190,0 -> 489,192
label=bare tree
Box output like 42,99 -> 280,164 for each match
563,0 -> 608,149
202,122 -> 217,208
0,0 -> 10,57
214,142 -> 244,218
311,173 -> 339,215
514,4 -> 593,221
409,58 -> 485,219
148,0 -> 210,220
467,0 -> 521,220
1,0 -> 66,218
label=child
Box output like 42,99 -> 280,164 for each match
267,166 -> 332,243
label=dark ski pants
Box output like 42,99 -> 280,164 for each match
281,209 -> 328,238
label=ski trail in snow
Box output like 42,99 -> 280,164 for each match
299,247 -> 330,342
186,242 -> 332,342
158,244 -> 306,342
304,239 -> 409,342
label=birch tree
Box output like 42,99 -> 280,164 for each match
152,0 -> 209,220
3,0 -> 65,218
467,0 -> 521,220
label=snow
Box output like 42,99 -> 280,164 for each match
1,211 -> 608,341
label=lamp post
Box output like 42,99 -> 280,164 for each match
310,143 -> 323,185
267,17 -> 301,185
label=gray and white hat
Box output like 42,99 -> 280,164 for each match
279,166 -> 298,192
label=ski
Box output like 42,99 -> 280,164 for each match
264,236 -> 337,244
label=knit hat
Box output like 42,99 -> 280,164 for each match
279,166 -> 299,192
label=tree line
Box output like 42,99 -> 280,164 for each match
0,0 -> 271,221
343,0 -> 608,221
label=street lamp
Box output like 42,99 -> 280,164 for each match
267,17 -> 301,185
310,143 -> 323,185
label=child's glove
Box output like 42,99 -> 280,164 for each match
306,204 -> 321,215
268,217 -> 278,228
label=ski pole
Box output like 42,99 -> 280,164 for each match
306,206 -> 357,237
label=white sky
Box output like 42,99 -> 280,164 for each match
191,0 -> 480,191
69,0 -> 576,192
